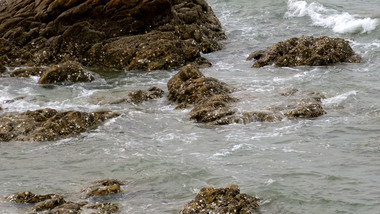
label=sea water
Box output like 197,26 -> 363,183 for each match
0,0 -> 380,213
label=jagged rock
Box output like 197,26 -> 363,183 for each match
38,61 -> 95,84
86,202 -> 120,214
0,0 -> 226,71
0,63 -> 5,73
168,64 -> 233,108
168,65 -> 326,125
90,86 -> 164,105
6,191 -> 59,204
0,108 -> 119,142
247,36 -> 361,67
45,201 -> 87,214
270,89 -> 326,118
125,86 -> 164,104
8,61 -> 94,84
84,179 -> 125,197
180,184 -> 260,214
33,195 -> 66,211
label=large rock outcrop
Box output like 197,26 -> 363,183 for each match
0,0 -> 226,71
180,184 -> 260,214
168,65 -> 326,125
0,108 -> 119,142
247,36 -> 361,68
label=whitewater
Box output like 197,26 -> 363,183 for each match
1,0 -> 380,213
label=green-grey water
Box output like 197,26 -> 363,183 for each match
1,0 -> 380,213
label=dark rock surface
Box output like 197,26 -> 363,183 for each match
180,184 -> 260,214
7,61 -> 95,84
0,108 -> 119,142
168,64 -> 233,109
5,179 -> 124,213
0,0 -> 226,71
247,36 -> 361,68
90,86 -> 164,105
168,65 -> 326,125
84,179 -> 125,198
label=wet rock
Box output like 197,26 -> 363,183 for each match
6,191 -> 59,204
8,61 -> 94,84
180,184 -> 260,214
0,0 -> 226,71
84,179 -> 125,198
90,87 -> 164,105
45,201 -> 87,214
271,89 -> 326,118
247,36 -> 361,67
0,108 -> 119,142
38,61 -> 95,84
86,202 -> 120,214
0,63 -> 5,73
168,65 -> 326,125
168,64 -> 233,108
33,195 -> 66,211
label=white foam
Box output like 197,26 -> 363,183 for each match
322,90 -> 357,106
286,0 -> 379,34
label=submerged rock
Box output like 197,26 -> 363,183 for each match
8,61 -> 94,84
0,0 -> 226,71
0,108 -> 119,142
84,179 -> 125,198
86,202 -> 120,214
180,184 -> 260,214
247,36 -> 361,68
168,65 -> 326,125
90,86 -> 164,105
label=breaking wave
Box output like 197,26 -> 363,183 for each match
285,0 -> 379,34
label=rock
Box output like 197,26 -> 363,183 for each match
45,201 -> 87,214
0,63 -> 5,73
6,191 -> 59,204
8,61 -> 94,84
126,86 -> 164,104
180,184 -> 260,214
38,61 -> 95,84
168,65 -> 326,125
90,87 -> 164,105
0,0 -> 226,71
33,195 -> 66,211
84,179 -> 125,197
247,36 -> 361,67
0,108 -> 119,142
168,64 -> 233,108
86,202 -> 120,214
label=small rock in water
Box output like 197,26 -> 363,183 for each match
38,61 -> 95,84
86,202 -> 120,213
6,191 -> 59,204
247,35 -> 361,67
180,184 -> 260,214
84,179 -> 125,197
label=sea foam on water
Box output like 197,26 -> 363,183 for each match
286,0 -> 379,34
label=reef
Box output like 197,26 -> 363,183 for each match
5,179 -> 123,213
0,108 -> 119,142
0,0 -> 226,71
247,36 -> 361,68
180,184 -> 260,214
167,64 -> 326,125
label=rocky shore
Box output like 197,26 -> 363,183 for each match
0,0 -> 364,213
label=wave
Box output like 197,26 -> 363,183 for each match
285,0 -> 379,34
